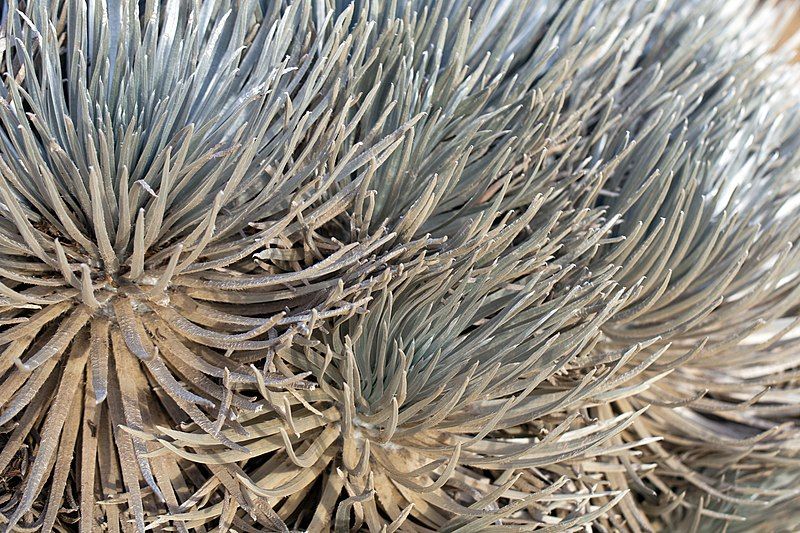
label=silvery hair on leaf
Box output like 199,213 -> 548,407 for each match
1,0 -> 800,531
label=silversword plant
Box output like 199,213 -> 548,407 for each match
1,1 -> 799,531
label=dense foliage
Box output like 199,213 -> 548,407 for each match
1,1 -> 799,531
